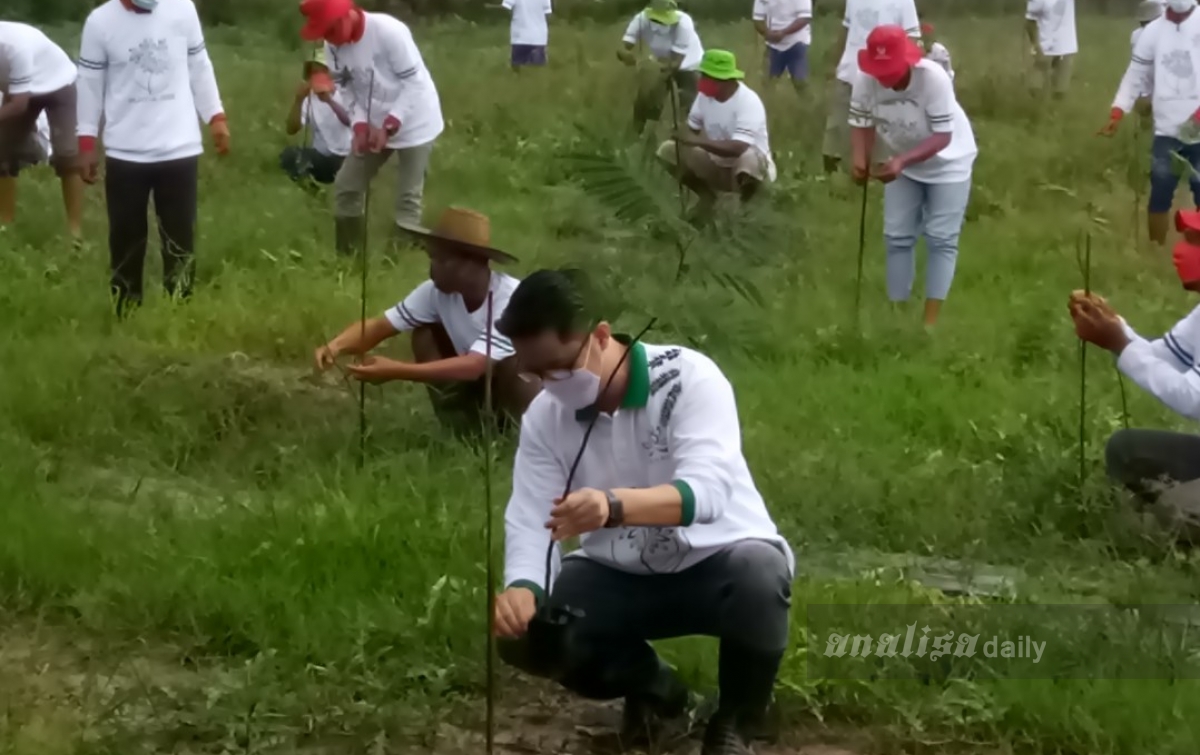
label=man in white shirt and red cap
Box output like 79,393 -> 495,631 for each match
298,0 -> 444,255
1070,208 -> 1200,541
1101,0 -> 1200,247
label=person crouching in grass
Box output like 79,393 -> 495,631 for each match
0,21 -> 85,241
1069,209 -> 1200,543
313,208 -> 541,432
655,50 -> 776,223
490,268 -> 794,755
850,26 -> 977,331
76,0 -> 230,316
281,48 -> 351,186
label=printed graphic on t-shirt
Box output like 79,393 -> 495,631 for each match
878,97 -> 925,146
1162,49 -> 1197,100
130,38 -> 172,98
853,6 -> 882,33
612,527 -> 692,573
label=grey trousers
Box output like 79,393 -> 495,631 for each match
333,139 -> 435,228
499,539 -> 792,724
1106,428 -> 1200,501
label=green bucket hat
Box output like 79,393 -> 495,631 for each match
698,49 -> 744,81
303,46 -> 329,76
645,0 -> 680,26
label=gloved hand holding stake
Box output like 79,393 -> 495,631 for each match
210,114 -> 230,156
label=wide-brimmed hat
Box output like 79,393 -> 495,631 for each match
398,208 -> 518,264
300,0 -> 355,42
859,25 -> 924,83
698,50 -> 745,81
645,0 -> 680,25
1138,0 -> 1164,23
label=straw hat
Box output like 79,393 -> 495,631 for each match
398,208 -> 518,264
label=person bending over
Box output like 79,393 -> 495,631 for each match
281,48 -> 351,185
491,268 -> 794,755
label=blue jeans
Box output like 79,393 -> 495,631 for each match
882,174 -> 972,302
1150,136 -> 1200,213
767,42 -> 809,80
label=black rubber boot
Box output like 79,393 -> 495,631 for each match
619,659 -> 693,747
702,642 -> 785,754
334,216 -> 363,256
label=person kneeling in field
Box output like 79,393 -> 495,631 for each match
618,0 -> 705,134
281,48 -> 351,186
0,21 -> 85,241
656,50 -> 775,221
1101,0 -> 1200,246
492,268 -> 794,755
313,208 -> 541,429
1069,209 -> 1200,542
850,26 -> 977,330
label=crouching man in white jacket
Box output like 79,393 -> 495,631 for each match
1070,209 -> 1200,539
490,268 -> 794,755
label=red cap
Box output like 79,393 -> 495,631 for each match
300,0 -> 354,42
859,26 -> 924,85
1175,209 -> 1200,234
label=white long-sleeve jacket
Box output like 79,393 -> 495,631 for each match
503,340 -> 794,598
76,0 -> 223,163
324,13 -> 443,150
1119,304 -> 1200,420
1112,12 -> 1200,138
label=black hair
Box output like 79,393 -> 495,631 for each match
496,268 -> 598,339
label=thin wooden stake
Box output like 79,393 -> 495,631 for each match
854,180 -> 869,329
1078,232 -> 1091,497
357,71 -> 376,469
484,291 -> 496,755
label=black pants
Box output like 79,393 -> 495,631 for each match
1106,428 -> 1200,501
279,146 -> 343,185
499,540 -> 792,726
106,156 -> 199,313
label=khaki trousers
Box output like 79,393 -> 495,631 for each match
1033,54 -> 1074,96
656,141 -> 771,193
333,140 -> 435,227
822,79 -> 853,162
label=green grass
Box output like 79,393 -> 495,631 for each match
3,13 -> 1200,755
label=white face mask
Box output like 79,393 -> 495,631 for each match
541,340 -> 602,411
1168,0 -> 1197,14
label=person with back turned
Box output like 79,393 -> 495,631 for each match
491,268 -> 794,755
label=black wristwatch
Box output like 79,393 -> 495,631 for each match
604,490 -> 625,528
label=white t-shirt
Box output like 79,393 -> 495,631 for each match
1026,0 -> 1078,57
325,13 -> 443,150
1118,306 -> 1200,421
503,0 -> 551,47
752,0 -> 813,51
301,92 -> 351,157
504,342 -> 794,591
384,273 -> 519,359
836,0 -> 921,84
849,59 -> 977,184
622,11 -> 704,72
1113,13 -> 1200,138
0,21 -> 77,96
76,0 -> 225,163
687,83 -> 777,182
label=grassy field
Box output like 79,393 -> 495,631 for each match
3,11 -> 1200,755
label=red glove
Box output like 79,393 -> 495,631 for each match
78,136 -> 99,184
352,122 -> 370,155
209,113 -> 230,156
1098,107 -> 1124,137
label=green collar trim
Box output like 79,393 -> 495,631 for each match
574,336 -> 649,421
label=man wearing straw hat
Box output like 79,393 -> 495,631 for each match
1069,208 -> 1200,542
618,0 -> 705,133
281,48 -> 352,186
313,207 -> 540,429
655,50 -> 775,219
298,0 -> 444,254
